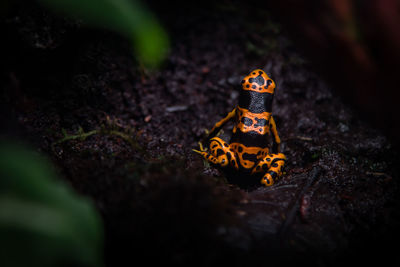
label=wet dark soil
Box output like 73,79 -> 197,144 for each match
1,1 -> 400,266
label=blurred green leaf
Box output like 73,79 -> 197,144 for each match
0,142 -> 103,267
38,0 -> 169,67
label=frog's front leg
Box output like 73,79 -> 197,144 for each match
194,137 -> 238,169
252,153 -> 286,186
201,108 -> 236,144
270,115 -> 282,153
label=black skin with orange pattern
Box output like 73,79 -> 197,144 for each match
194,69 -> 286,186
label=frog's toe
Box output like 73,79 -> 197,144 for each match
219,155 -> 229,167
192,149 -> 202,154
198,141 -> 208,152
261,172 -> 275,186
216,129 -> 224,137
192,149 -> 210,161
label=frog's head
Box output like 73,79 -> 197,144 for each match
240,69 -> 275,94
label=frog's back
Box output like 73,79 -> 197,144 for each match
230,69 -> 276,149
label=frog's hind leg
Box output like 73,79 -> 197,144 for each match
262,154 -> 286,186
194,137 -> 232,167
253,153 -> 286,186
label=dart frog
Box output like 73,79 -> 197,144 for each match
194,69 -> 286,186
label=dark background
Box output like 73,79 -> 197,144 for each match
1,0 -> 400,266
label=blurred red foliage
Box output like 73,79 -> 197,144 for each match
268,0 -> 400,142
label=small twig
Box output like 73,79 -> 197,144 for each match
250,200 -> 282,207
107,130 -> 143,151
263,184 -> 298,193
366,171 -> 392,183
296,136 -> 313,141
278,166 -> 321,238
52,126 -> 143,152
52,128 -> 98,146
165,105 -> 188,112
366,171 -> 390,178
284,136 -> 313,142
